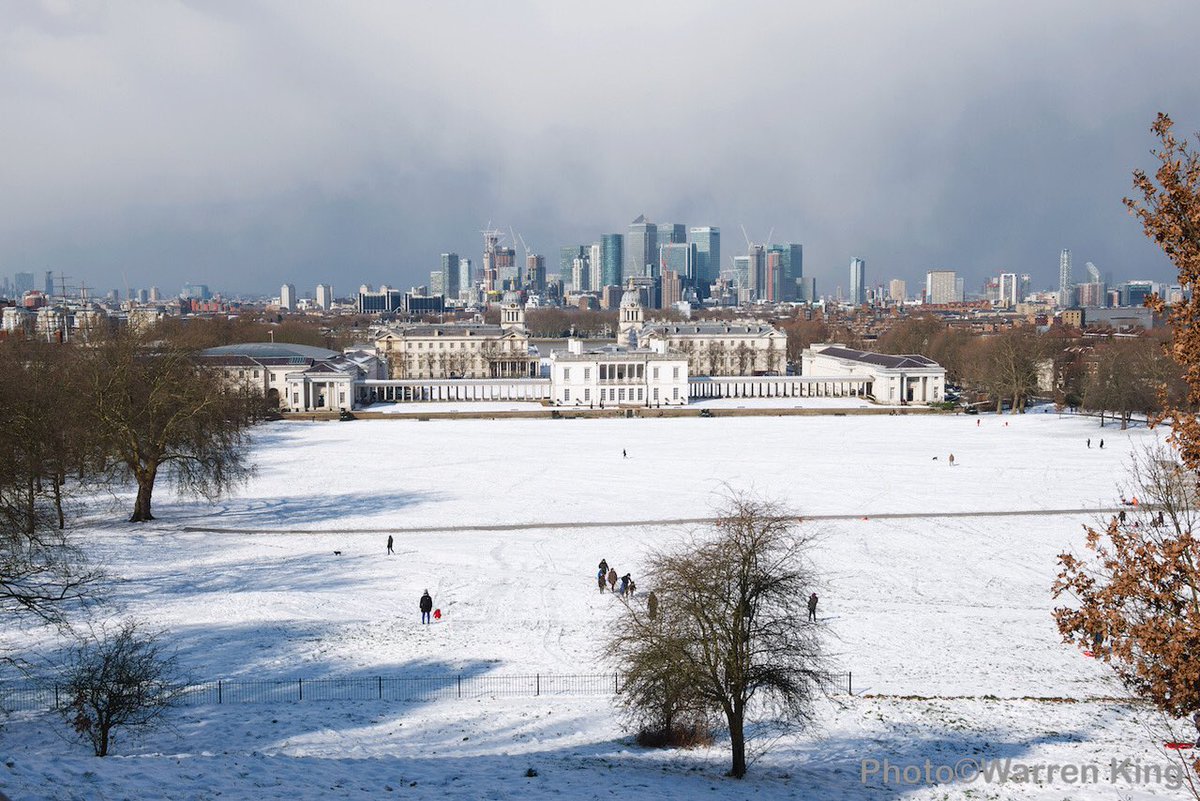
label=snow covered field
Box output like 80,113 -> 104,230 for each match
2,413 -> 1187,800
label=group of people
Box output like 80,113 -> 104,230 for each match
1086,438 -> 1105,449
597,559 -> 636,596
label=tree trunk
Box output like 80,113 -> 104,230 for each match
130,466 -> 157,522
728,704 -> 747,778
53,472 -> 65,530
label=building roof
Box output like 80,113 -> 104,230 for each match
647,322 -> 782,337
817,345 -> 938,369
381,323 -> 507,338
202,342 -> 339,360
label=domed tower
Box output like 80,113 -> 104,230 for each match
500,291 -> 526,332
618,287 -> 644,347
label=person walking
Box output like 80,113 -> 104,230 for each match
807,592 -> 819,622
622,449 -> 627,459
599,558 -> 609,575
619,573 -> 631,596
1087,438 -> 1091,448
948,453 -> 955,467
420,590 -> 433,624
647,590 -> 658,621
607,568 -> 618,592
1100,439 -> 1104,449
387,535 -> 394,555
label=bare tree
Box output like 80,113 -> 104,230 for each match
612,493 -> 828,778
81,329 -> 256,522
62,619 -> 185,756
0,341 -> 101,628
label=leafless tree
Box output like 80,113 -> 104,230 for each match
62,619 -> 186,756
611,493 -> 829,778
81,328 -> 256,522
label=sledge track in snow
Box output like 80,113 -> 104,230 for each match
180,506 -> 1139,535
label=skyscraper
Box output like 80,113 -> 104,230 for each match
765,250 -> 784,301
849,258 -> 866,305
691,227 -> 721,295
588,243 -> 602,291
660,242 -> 696,284
627,215 -> 657,278
316,284 -> 334,310
441,253 -> 461,298
459,258 -> 473,298
482,229 -> 503,293
525,254 -> 546,293
44,271 -> 55,297
888,279 -> 907,302
1058,249 -> 1073,307
998,273 -> 1018,307
560,245 -> 586,278
572,256 -> 590,292
767,243 -> 802,300
280,283 -> 296,310
657,223 -> 686,246
925,271 -> 958,304
601,233 -> 623,288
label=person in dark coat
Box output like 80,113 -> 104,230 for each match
619,573 -> 631,596
387,535 -> 394,555
807,593 -> 819,622
597,568 -> 607,592
599,558 -> 609,575
420,590 -> 433,624
647,590 -> 658,620
1099,439 -> 1104,449
607,568 -> 618,592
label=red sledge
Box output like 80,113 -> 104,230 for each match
433,608 -> 442,621
1165,742 -> 1194,750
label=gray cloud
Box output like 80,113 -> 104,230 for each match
1,0 -> 1197,297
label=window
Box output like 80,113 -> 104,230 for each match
253,370 -> 260,378
653,367 -> 659,379
564,389 -> 570,402
673,388 -> 679,400
584,389 -> 590,401
564,368 -> 570,381
584,368 -> 590,380
600,364 -> 607,380
293,393 -> 300,404
653,388 -> 659,401
673,367 -> 680,379
619,388 -> 626,401
637,388 -> 643,401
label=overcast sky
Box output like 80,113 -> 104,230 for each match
3,0 -> 1199,298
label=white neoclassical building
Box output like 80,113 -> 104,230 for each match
616,287 -> 786,376
200,343 -> 387,412
801,344 -> 946,404
549,339 -> 689,408
373,293 -> 538,380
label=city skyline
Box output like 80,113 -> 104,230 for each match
2,3 -> 1198,297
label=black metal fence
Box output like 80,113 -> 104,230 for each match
1,671 -> 852,713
